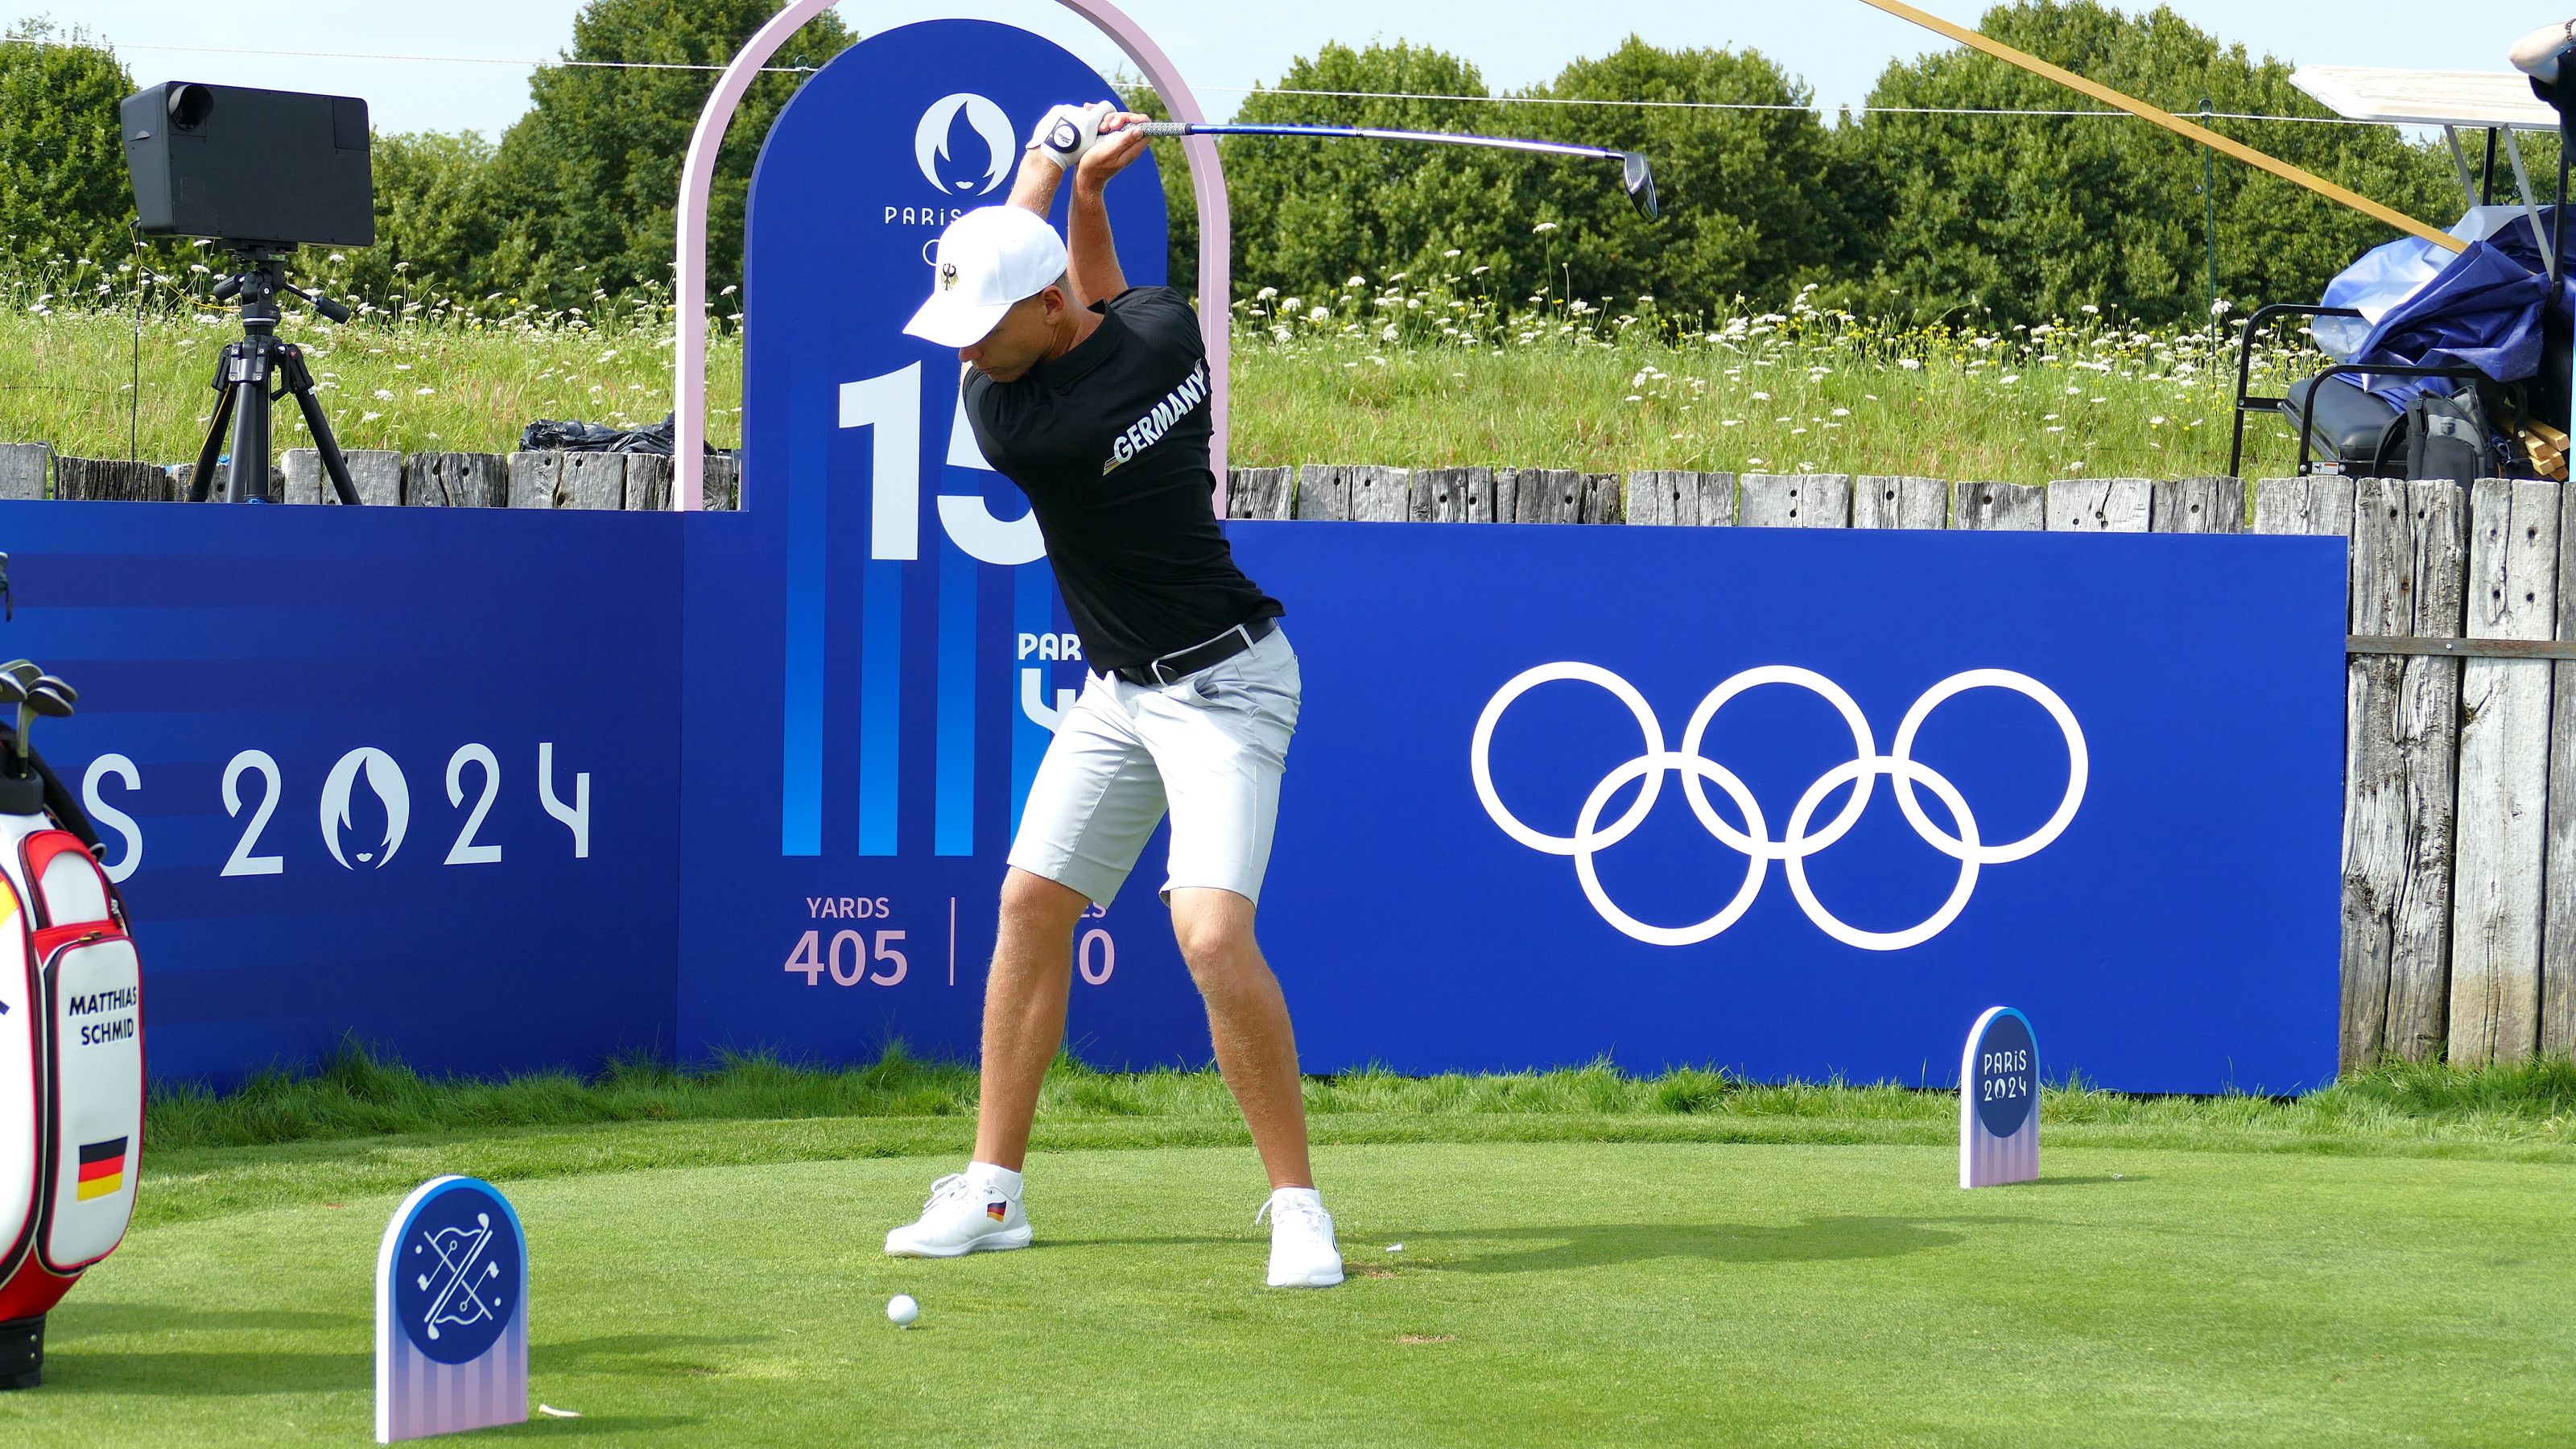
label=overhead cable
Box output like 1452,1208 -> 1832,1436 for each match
2,35 -> 2394,125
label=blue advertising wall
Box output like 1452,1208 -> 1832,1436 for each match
0,19 -> 2350,1094
0,504 -> 680,1082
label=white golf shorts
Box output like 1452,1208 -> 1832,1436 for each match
1007,625 -> 1300,907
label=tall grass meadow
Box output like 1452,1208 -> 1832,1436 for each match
0,239 -> 2325,484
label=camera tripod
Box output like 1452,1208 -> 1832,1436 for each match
187,244 -> 363,504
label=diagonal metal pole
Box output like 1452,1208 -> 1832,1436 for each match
1854,0 -> 2465,254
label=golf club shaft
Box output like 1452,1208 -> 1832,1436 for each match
1134,121 -> 1625,164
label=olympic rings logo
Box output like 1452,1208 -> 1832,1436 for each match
1470,665 -> 2087,952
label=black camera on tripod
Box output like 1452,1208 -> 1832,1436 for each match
120,82 -> 378,504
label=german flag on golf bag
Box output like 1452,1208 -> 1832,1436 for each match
0,716 -> 145,1393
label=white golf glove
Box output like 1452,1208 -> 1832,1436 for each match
1028,101 -> 1113,169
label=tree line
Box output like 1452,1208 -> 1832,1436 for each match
2,2 -> 2480,330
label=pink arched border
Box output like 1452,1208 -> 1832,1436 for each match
671,0 -> 1232,511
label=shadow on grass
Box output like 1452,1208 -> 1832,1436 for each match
533,1332 -> 771,1380
1396,1215 -> 1977,1273
52,1302 -> 361,1335
30,1349 -> 366,1396
23,1329 -> 766,1403
1084,1214 -> 2018,1270
2027,1174 -> 2149,1187
484,1416 -> 705,1439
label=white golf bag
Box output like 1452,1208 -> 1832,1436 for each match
0,758 -> 142,1389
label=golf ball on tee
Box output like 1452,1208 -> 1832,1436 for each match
886,1294 -> 919,1327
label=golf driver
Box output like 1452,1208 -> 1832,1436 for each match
19,678 -> 72,777
1135,121 -> 1660,220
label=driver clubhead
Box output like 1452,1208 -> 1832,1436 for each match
1622,151 -> 1660,221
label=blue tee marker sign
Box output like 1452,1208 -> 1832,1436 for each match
376,1176 -> 528,1442
1960,1007 -> 2038,1187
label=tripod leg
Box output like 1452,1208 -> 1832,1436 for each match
279,349 -> 362,505
189,358 -> 242,504
223,347 -> 272,502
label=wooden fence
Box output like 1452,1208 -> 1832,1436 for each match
6,444 -> 2569,1069
0,444 -> 742,510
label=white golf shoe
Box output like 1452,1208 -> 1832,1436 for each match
885,1172 -> 1033,1257
1257,1188 -> 1345,1288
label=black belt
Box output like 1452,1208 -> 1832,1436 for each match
1113,617 -> 1276,686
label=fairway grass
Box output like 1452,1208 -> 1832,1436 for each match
2,1121 -> 2570,1446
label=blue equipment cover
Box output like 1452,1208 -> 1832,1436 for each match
2332,208 -> 2576,415
2350,240 -> 2553,411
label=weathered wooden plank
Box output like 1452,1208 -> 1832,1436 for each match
1414,466 -> 1496,522
52,456 -> 176,502
411,451 -> 512,508
1491,467 -> 1521,523
1520,469 -> 1582,522
279,449 -> 324,505
1623,471 -> 1672,526
2447,480 -> 2559,1063
1691,472 -> 1736,526
2342,479 -> 2468,1066
1740,472 -> 1850,528
2043,477 -> 2151,532
508,451 -> 564,510
1224,467 -> 1288,521
1294,464 -> 1348,521
312,449 -> 403,506
559,452 -> 625,510
1407,467 -> 1474,522
0,443 -> 49,500
2544,475 -> 2576,1055
703,455 -> 742,511
621,455 -> 674,512
1852,475 -> 1946,530
1453,466 -> 1496,522
1952,481 -> 2044,530
1345,464 -> 1411,522
1579,473 -> 1624,524
2151,476 -> 2245,534
2251,477 -> 2355,539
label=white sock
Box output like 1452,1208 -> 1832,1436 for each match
965,1161 -> 1023,1197
1269,1186 -> 1323,1211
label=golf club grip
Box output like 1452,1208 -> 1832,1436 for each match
1137,122 -> 1189,138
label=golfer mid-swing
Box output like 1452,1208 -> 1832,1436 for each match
883,103 -> 1341,1288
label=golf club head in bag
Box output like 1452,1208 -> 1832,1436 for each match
0,669 -> 141,1390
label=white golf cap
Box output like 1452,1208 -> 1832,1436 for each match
902,206 -> 1070,349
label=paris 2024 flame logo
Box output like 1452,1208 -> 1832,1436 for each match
915,93 -> 1015,196
320,746 -> 411,869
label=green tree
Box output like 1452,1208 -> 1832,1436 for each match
328,130 -> 503,309
1839,0 -> 2456,326
1529,38 -> 1856,318
1214,42 -> 1537,299
0,20 -> 136,278
482,0 -> 854,311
